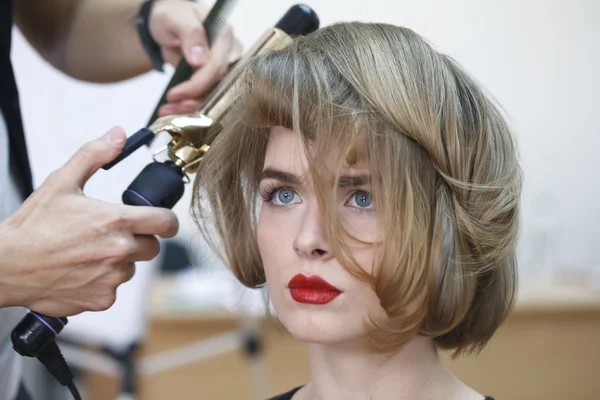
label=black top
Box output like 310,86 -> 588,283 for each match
268,386 -> 495,400
1,0 -> 34,200
268,387 -> 302,400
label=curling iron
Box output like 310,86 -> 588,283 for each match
104,4 -> 319,207
10,4 -> 319,400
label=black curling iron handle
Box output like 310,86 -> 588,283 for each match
11,312 -> 68,358
276,4 -> 319,36
121,161 -> 185,209
102,128 -> 155,171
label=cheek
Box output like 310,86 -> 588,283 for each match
342,243 -> 387,320
339,209 -> 379,244
338,213 -> 381,276
347,251 -> 387,325
257,209 -> 290,281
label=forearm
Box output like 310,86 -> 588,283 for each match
15,0 -> 154,83
61,0 -> 154,82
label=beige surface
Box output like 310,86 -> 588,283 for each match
85,278 -> 600,400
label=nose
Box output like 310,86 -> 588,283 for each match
293,204 -> 334,261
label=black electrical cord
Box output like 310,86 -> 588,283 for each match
11,312 -> 82,399
67,381 -> 83,400
36,341 -> 82,400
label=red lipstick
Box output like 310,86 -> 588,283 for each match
288,274 -> 341,304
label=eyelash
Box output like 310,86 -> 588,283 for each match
260,183 -> 287,203
260,183 -> 374,212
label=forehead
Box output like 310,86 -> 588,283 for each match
264,126 -> 370,173
264,126 -> 306,168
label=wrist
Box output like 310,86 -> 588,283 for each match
0,224 -> 16,307
135,0 -> 165,72
0,223 -> 30,308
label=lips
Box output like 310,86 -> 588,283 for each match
288,274 -> 341,304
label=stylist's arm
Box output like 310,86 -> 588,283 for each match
14,0 -> 241,116
0,127 -> 178,317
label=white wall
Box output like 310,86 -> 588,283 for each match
11,0 -> 600,278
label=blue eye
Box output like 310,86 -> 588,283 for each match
348,190 -> 373,209
274,188 -> 299,205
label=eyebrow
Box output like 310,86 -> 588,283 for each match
260,167 -> 370,187
338,175 -> 370,187
260,168 -> 300,185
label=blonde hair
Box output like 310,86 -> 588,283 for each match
191,22 -> 522,356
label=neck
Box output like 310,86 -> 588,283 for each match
302,336 -> 468,400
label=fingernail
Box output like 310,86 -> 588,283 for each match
189,46 -> 206,65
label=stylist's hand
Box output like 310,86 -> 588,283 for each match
0,128 -> 179,317
148,0 -> 243,116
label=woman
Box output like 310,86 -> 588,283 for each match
192,21 -> 521,400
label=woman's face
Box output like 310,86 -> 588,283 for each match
257,126 -> 386,345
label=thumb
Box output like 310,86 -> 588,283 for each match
58,127 -> 127,189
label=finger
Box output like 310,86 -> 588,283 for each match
160,99 -> 204,116
159,104 -> 186,117
158,104 -> 177,117
129,236 -> 161,262
151,2 -> 209,68
56,127 -> 127,190
166,27 -> 235,101
122,206 -> 179,238
116,262 -> 136,284
178,98 -> 205,112
165,69 -> 220,103
165,59 -> 225,102
158,104 -> 191,117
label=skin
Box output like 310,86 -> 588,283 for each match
257,126 -> 484,400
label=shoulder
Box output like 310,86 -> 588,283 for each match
267,386 -> 303,400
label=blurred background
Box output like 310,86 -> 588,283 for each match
9,0 -> 600,399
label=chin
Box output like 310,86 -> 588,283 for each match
276,306 -> 364,345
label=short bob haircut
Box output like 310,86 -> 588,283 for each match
192,22 -> 522,356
